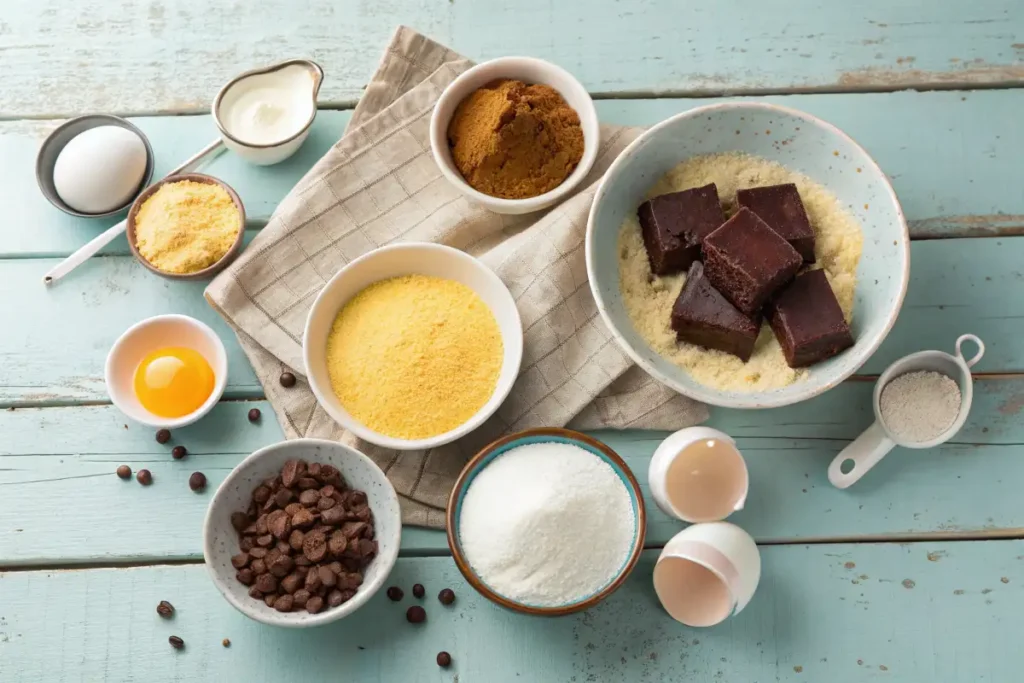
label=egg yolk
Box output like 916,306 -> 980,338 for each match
133,347 -> 215,418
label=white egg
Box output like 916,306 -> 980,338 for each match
53,125 -> 148,214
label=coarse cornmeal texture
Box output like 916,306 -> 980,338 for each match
326,275 -> 503,440
134,180 -> 241,274
618,152 -> 863,392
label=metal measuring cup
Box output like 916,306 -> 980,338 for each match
828,334 -> 985,489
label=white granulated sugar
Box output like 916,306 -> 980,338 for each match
879,370 -> 962,443
458,442 -> 636,607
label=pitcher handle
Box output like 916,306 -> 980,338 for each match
828,422 -> 896,489
955,334 -> 985,368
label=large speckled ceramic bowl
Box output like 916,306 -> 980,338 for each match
203,438 -> 401,627
586,102 -> 909,409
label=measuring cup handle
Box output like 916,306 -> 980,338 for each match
828,422 -> 896,489
955,334 -> 985,368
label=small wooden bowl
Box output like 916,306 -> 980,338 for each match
446,427 -> 647,616
126,172 -> 246,280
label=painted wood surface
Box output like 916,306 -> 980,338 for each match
4,376 -> 1023,566
6,90 -> 1024,259
2,541 -> 1021,682
1,235 -> 1019,407
2,1 -> 1023,117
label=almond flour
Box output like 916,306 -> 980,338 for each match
618,152 -> 864,392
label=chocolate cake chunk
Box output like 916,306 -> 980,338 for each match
737,183 -> 816,263
638,184 -> 726,275
766,269 -> 854,368
702,207 -> 802,316
671,261 -> 761,362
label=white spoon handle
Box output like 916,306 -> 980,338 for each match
828,421 -> 895,489
43,138 -> 227,286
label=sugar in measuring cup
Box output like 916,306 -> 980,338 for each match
828,334 -> 984,488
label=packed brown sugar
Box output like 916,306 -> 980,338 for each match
326,275 -> 503,440
447,79 -> 584,199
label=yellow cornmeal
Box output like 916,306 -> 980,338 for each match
618,152 -> 864,392
134,180 -> 241,274
326,275 -> 503,440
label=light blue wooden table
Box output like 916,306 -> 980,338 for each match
1,3 -> 1023,681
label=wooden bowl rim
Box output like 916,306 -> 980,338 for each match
445,427 -> 647,617
126,172 -> 246,281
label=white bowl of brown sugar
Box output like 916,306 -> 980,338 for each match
429,56 -> 600,215
303,242 -> 523,450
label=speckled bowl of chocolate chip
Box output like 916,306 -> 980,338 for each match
203,438 -> 401,627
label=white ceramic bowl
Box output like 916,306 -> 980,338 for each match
203,438 -> 401,628
429,56 -> 600,214
104,314 -> 227,429
304,242 -> 524,450
587,102 -> 910,409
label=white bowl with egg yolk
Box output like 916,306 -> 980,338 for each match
105,314 -> 228,429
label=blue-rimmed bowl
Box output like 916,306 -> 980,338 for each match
586,101 -> 910,409
446,428 -> 646,616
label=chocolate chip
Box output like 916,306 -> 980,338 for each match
412,583 -> 425,599
296,477 -> 319,491
236,568 -> 254,586
317,496 -> 337,511
155,429 -> 171,444
275,540 -> 292,556
438,588 -> 455,606
250,559 -> 266,575
327,589 -> 344,607
294,555 -> 312,567
274,594 -> 295,612
317,565 -> 337,588
328,531 -> 347,556
268,510 -> 291,540
279,372 -> 296,388
248,547 -> 267,559
328,561 -> 343,574
387,586 -> 403,601
247,408 -> 261,422
338,572 -> 363,591
305,567 -> 322,592
156,600 -> 174,618
256,534 -> 273,548
231,553 -> 250,569
248,586 -> 263,600
341,521 -> 369,539
230,512 -> 249,532
222,638 -> 231,648
171,446 -> 187,460
239,536 -> 254,552
268,554 -> 294,578
303,529 -> 327,563
345,490 -> 367,507
293,589 -> 311,607
264,593 -> 278,608
299,489 -> 319,506
136,469 -> 152,486
169,636 -> 185,650
255,514 -> 269,535
189,472 -> 207,492
252,486 -> 271,504
289,529 -> 305,551
291,508 -> 316,530
307,462 -> 323,480
281,572 -> 303,594
305,596 -> 324,613
255,573 -> 278,593
116,465 -> 132,479
274,488 -> 294,508
320,505 -> 346,525
406,606 -> 426,623
436,652 -> 452,668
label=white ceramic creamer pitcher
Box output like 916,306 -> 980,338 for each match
828,334 -> 984,489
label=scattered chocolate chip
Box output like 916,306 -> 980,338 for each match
169,636 -> 185,650
247,408 -> 261,422
222,638 -> 231,648
412,583 -> 425,598
116,465 -> 132,479
387,586 -> 404,601
189,472 -> 207,492
438,588 -> 455,606
136,469 -> 153,486
156,600 -> 174,618
436,652 -> 452,668
406,606 -> 426,624
279,372 -> 296,388
171,446 -> 187,460
155,429 -> 171,444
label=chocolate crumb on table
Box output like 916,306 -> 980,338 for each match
638,184 -> 726,275
702,207 -> 801,316
737,183 -> 816,263
766,269 -> 854,368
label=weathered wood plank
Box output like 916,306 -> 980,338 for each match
0,236 -> 1019,406
5,91 -> 1023,258
3,378 -> 1022,566
2,541 -> 1021,682
2,1 -> 1022,117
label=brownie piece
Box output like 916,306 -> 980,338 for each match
671,262 -> 761,362
702,207 -> 802,316
638,184 -> 726,275
766,269 -> 854,368
737,183 -> 816,263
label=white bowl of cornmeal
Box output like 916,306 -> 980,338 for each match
303,242 -> 523,450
